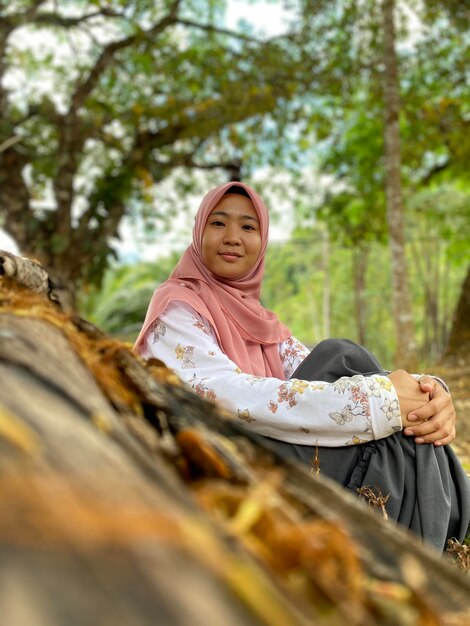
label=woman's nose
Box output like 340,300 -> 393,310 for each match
223,225 -> 241,244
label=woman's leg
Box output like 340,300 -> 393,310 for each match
264,338 -> 470,549
291,338 -> 384,382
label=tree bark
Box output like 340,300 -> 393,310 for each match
444,263 -> 470,365
410,235 -> 443,363
322,230 -> 331,339
1,251 -> 469,625
352,246 -> 369,346
381,0 -> 417,370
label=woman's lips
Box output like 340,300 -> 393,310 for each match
219,252 -> 242,262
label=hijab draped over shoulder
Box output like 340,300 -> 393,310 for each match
133,181 -> 291,378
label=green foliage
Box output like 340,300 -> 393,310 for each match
295,0 -> 469,244
2,0 -> 469,364
262,223 -> 466,366
262,231 -> 394,362
79,252 -> 180,339
1,0 -> 317,290
408,185 -> 470,265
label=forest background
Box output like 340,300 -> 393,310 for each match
0,0 -> 468,375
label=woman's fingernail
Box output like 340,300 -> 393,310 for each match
404,428 -> 414,436
415,437 -> 425,444
408,414 -> 418,421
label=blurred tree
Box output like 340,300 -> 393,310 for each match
317,189 -> 387,347
262,228 -> 328,345
80,252 -> 180,340
0,0 -> 315,299
445,264 -> 470,364
297,0 -> 469,365
381,0 -> 416,370
407,185 -> 470,363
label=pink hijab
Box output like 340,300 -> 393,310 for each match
133,181 -> 291,378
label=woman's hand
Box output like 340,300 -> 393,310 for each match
404,376 -> 456,446
387,371 -> 456,446
387,370 -> 429,427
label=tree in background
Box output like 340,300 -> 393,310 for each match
399,2 -> 470,363
381,0 -> 416,369
296,0 -> 469,365
2,0 -> 468,364
80,252 -> 180,340
445,265 -> 470,365
0,0 -> 315,300
406,186 -> 469,364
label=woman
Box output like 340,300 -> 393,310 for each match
134,182 -> 469,549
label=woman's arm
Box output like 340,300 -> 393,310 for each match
140,303 -> 403,447
278,337 -> 310,379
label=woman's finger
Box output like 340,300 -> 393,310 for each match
404,410 -> 455,443
418,375 -> 437,395
433,430 -> 456,446
407,386 -> 450,422
414,424 -> 456,445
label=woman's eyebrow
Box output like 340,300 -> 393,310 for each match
211,210 -> 259,222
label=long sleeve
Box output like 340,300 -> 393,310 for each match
140,302 -> 403,447
278,336 -> 310,378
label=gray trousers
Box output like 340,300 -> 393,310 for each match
266,338 -> 470,550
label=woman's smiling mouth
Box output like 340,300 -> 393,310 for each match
219,251 -> 242,261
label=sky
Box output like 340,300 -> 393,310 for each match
0,1 -> 293,258
225,0 -> 292,36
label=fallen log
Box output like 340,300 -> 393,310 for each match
0,250 -> 469,626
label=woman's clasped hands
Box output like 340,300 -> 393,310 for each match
387,370 -> 456,446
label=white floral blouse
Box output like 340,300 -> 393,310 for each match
140,302 -> 403,447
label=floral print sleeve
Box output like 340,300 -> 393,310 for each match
279,336 -> 310,378
140,302 -> 402,447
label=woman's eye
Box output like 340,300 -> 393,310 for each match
211,220 -> 224,227
243,224 -> 255,231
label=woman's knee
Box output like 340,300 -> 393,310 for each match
313,338 -> 359,354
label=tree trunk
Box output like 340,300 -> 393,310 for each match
410,234 -> 443,363
306,283 -> 322,343
444,263 -> 470,365
322,230 -> 331,339
1,250 -> 469,625
352,245 -> 369,346
381,0 -> 417,370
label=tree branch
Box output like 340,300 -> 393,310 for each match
20,0 -> 48,20
70,0 -> 182,112
154,150 -> 242,177
175,18 -> 262,43
73,142 -> 240,251
133,84 -> 287,155
0,147 -> 33,247
419,160 -> 450,186
51,1 -> 182,243
32,8 -> 124,28
6,2 -> 121,28
72,196 -> 126,275
0,17 -> 15,98
5,0 -> 48,25
0,135 -> 21,153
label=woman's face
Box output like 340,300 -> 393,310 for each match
201,193 -> 262,279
